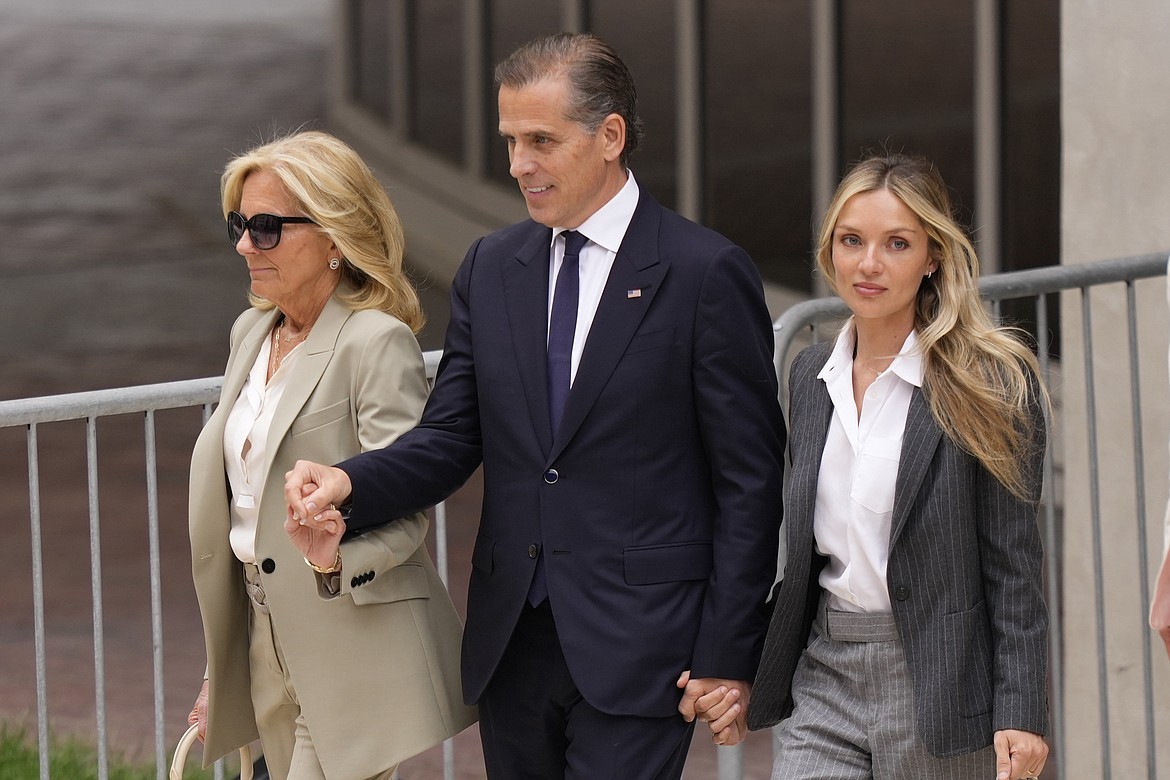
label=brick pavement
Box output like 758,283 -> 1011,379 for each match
0,3 -> 775,776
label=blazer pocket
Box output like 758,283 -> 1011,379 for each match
289,398 -> 350,437
625,327 -> 675,356
348,560 -> 431,606
850,436 -> 902,514
943,601 -> 994,717
624,541 -> 712,585
471,533 -> 495,575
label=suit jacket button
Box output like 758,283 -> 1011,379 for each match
544,469 -> 559,484
528,544 -> 539,558
366,571 -> 375,582
894,586 -> 909,601
261,558 -> 276,574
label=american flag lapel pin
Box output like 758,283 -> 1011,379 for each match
626,288 -> 642,299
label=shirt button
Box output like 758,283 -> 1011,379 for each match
894,586 -> 910,601
544,469 -> 559,484
528,544 -> 539,558
261,558 -> 276,574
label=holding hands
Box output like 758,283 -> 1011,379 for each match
676,670 -> 751,746
283,460 -> 353,570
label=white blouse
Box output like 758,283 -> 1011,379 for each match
222,328 -> 305,564
813,327 -> 922,613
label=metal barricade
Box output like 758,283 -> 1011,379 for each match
2,255 -> 1167,779
0,359 -> 449,780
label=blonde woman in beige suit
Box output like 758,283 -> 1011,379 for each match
186,130 -> 476,780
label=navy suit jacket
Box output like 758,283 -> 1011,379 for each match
747,340 -> 1049,757
340,189 -> 786,717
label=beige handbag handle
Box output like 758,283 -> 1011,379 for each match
170,723 -> 254,780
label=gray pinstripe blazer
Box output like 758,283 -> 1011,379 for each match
747,339 -> 1049,758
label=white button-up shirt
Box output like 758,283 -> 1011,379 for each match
814,327 -> 923,613
222,330 -> 304,564
547,172 -> 640,386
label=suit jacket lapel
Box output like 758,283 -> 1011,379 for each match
549,196 -> 668,462
500,225 -> 557,454
217,309 -> 279,428
192,308 -> 275,541
889,388 -> 942,548
789,346 -> 834,549
263,295 -> 350,466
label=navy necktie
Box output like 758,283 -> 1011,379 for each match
546,230 -> 587,434
529,229 -> 586,607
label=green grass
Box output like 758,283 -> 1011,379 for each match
0,725 -> 229,780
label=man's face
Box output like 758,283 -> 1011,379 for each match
498,76 -> 625,229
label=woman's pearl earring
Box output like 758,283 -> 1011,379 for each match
328,258 -> 340,270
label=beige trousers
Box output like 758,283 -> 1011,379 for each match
245,568 -> 397,780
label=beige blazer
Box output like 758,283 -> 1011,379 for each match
189,294 -> 476,779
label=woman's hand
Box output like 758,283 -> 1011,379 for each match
994,729 -> 1048,779
284,460 -> 352,529
1150,546 -> 1170,660
188,679 -> 210,742
284,482 -> 346,570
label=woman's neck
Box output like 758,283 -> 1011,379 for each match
852,318 -> 914,370
278,281 -> 337,334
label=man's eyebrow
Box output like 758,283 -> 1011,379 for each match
500,127 -> 558,138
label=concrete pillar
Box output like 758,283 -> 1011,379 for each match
1061,2 -> 1170,777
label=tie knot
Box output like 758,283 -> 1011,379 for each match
562,230 -> 588,258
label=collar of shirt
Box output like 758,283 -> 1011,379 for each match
817,322 -> 925,389
549,170 -> 640,254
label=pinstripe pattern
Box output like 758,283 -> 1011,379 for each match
820,607 -> 899,642
771,614 -> 995,779
749,340 -> 1050,759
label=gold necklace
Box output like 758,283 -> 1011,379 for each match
270,323 -> 283,377
271,317 -> 310,376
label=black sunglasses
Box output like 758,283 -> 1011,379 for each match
227,211 -> 316,250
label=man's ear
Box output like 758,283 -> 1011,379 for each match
599,113 -> 626,163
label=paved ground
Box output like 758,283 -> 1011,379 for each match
0,2 -> 775,777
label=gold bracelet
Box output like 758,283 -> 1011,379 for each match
304,548 -> 342,574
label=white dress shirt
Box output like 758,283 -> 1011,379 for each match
222,329 -> 305,563
814,327 -> 923,613
547,172 -> 640,385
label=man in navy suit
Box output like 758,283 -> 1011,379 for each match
286,32 -> 785,779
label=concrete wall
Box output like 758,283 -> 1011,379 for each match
1061,1 -> 1170,776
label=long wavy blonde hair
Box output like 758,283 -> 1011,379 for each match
221,130 -> 424,333
816,153 -> 1045,500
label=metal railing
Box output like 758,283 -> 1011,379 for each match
1,254 -> 1166,779
0,358 -> 445,780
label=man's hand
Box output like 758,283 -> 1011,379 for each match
676,670 -> 751,746
285,460 -> 353,532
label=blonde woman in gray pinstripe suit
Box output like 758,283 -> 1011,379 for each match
742,154 -> 1050,780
